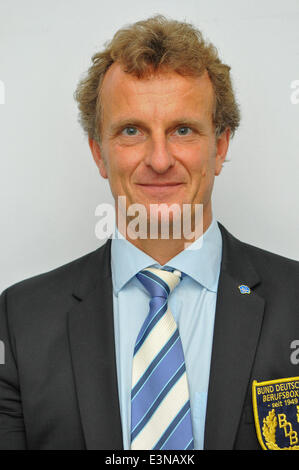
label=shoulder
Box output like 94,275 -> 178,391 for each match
217,221 -> 299,288
218,221 -> 299,266
1,239 -> 112,308
242,240 -> 299,276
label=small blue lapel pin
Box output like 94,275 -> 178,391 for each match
238,284 -> 251,294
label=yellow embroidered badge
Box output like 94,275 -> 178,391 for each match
252,377 -> 299,450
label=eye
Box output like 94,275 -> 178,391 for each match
121,126 -> 140,136
175,126 -> 193,136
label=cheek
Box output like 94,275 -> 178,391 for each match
200,158 -> 216,178
106,148 -> 138,189
110,143 -> 140,168
199,142 -> 217,175
186,147 -> 215,179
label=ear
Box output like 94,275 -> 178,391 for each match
214,127 -> 231,176
88,137 -> 108,179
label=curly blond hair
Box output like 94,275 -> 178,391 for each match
74,15 -> 240,142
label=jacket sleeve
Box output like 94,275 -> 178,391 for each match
0,288 -> 27,449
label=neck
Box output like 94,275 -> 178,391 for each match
116,204 -> 213,265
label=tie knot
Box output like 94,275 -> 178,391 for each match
136,267 -> 182,299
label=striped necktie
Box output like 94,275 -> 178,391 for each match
130,266 -> 194,450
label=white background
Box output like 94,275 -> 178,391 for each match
0,0 -> 298,292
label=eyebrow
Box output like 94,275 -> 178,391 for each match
108,117 -> 208,135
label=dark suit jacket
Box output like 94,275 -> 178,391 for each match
0,222 -> 298,450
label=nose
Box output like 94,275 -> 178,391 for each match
144,133 -> 175,174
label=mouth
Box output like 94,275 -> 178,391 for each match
135,183 -> 185,196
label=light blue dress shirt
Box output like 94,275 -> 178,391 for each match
110,217 -> 222,450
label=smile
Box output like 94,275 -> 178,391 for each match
136,183 -> 184,195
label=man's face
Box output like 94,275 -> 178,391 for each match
90,63 -> 229,231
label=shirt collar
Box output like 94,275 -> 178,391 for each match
111,217 -> 222,294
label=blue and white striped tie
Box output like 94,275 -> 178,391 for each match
130,266 -> 194,450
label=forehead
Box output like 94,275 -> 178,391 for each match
100,62 -> 215,124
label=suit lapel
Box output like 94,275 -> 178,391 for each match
67,239 -> 123,449
204,224 -> 265,449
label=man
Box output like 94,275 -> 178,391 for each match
0,15 -> 298,451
